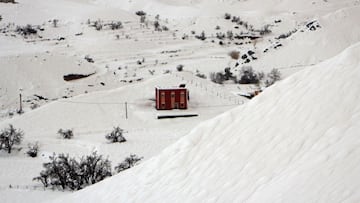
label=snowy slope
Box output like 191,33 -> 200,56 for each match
56,43 -> 360,202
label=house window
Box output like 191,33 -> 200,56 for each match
160,92 -> 166,109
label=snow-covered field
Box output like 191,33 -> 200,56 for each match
0,0 -> 359,202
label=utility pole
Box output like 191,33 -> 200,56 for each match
19,93 -> 23,114
125,102 -> 128,119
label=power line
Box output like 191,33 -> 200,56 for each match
56,100 -> 137,105
56,99 -> 242,108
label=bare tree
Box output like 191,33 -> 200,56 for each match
0,124 -> 24,154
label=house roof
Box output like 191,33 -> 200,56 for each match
155,86 -> 187,90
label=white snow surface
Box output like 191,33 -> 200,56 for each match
1,0 -> 360,202
54,42 -> 360,202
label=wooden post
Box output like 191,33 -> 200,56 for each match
19,93 -> 23,113
125,102 -> 128,119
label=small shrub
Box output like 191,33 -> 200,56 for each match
231,16 -> 241,23
140,15 -> 146,23
195,31 -> 206,40
216,32 -> 225,40
30,103 -> 40,110
0,124 -> 24,154
224,13 -> 231,20
94,19 -> 103,31
110,21 -> 123,30
182,34 -> 189,40
26,142 -> 39,157
224,67 -> 234,80
176,64 -> 184,72
162,25 -> 169,31
105,127 -> 126,143
57,129 -> 73,139
52,19 -> 59,28
84,55 -> 94,63
15,24 -> 37,36
215,25 -> 221,30
115,154 -> 143,173
154,21 -> 160,31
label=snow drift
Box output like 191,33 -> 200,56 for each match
54,42 -> 360,202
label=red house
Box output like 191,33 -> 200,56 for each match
155,86 -> 189,110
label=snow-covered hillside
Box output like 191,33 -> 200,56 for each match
1,0 -> 360,202
56,41 -> 360,203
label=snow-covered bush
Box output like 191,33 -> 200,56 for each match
26,142 -> 39,157
238,66 -> 259,84
79,151 -> 112,185
94,19 -> 103,31
135,10 -> 146,16
195,70 -> 207,79
0,124 -> 24,154
105,127 -> 126,143
15,24 -> 37,36
57,129 -> 73,139
265,68 -> 281,87
226,30 -> 234,40
258,24 -> 272,35
210,72 -> 225,84
276,29 -> 297,39
110,21 -> 123,30
115,154 -> 143,173
33,152 -> 112,190
195,31 -> 206,40
224,13 -> 231,20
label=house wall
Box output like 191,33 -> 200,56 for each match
155,88 -> 188,110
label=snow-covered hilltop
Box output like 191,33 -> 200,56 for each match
1,0 -> 360,202
56,41 -> 360,203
